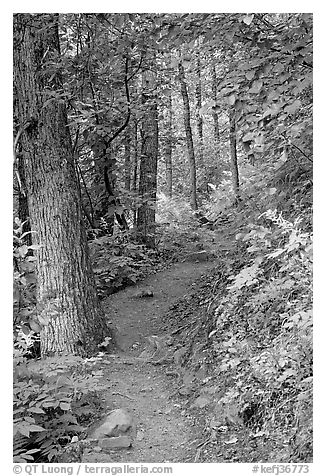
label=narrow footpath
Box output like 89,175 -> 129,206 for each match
82,260 -> 217,463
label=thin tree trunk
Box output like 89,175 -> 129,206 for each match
132,120 -> 139,227
14,99 -> 32,245
195,54 -> 204,165
88,135 -> 115,235
229,107 -> 240,203
178,61 -> 198,210
13,13 -> 112,357
211,64 -> 221,158
17,157 -> 32,245
164,89 -> 173,198
124,126 -> 131,191
137,55 -> 159,248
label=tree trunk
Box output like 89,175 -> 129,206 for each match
87,134 -> 115,235
211,64 -> 221,158
17,157 -> 32,245
124,126 -> 131,191
14,99 -> 32,245
229,107 -> 240,203
178,61 -> 198,210
132,120 -> 139,227
195,54 -> 204,166
164,89 -> 173,198
137,56 -> 159,248
13,13 -> 112,357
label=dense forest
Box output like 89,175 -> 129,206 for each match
13,13 -> 312,465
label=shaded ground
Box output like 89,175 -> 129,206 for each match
83,260 -> 218,463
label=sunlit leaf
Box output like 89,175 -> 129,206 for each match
242,14 -> 254,25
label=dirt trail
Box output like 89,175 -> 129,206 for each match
82,260 -> 217,463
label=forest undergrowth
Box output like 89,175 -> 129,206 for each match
13,157 -> 312,463
12,12 -> 313,465
160,169 -> 312,463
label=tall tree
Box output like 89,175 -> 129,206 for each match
132,119 -> 139,227
210,63 -> 220,159
13,13 -> 112,356
229,107 -> 240,203
164,88 -> 173,198
195,53 -> 204,166
124,126 -> 131,192
178,60 -> 198,210
137,52 -> 159,247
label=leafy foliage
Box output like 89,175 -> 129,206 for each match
89,232 -> 159,297
13,12 -> 313,463
169,207 -> 312,462
13,351 -> 107,463
13,218 -> 38,332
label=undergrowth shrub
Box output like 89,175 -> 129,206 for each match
12,219 -> 111,463
13,350 -> 107,463
89,231 -> 158,297
156,195 -> 216,257
207,209 -> 312,461
13,218 -> 38,333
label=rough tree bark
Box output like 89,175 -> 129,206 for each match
178,60 -> 198,210
137,54 -> 159,248
229,107 -> 240,203
13,13 -> 112,356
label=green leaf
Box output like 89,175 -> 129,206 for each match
246,70 -> 255,81
242,14 -> 254,25
28,407 -> 45,414
18,245 -> 29,258
227,94 -> 236,106
284,99 -> 301,114
249,80 -> 263,94
30,320 -> 42,333
18,427 -> 30,438
28,425 -> 46,432
243,132 -> 255,142
25,449 -> 40,455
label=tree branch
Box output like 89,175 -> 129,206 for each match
127,56 -> 143,82
107,56 -> 131,146
290,142 -> 313,163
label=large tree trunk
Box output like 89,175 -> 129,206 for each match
178,61 -> 198,210
229,107 -> 240,203
13,13 -> 112,357
137,56 -> 159,248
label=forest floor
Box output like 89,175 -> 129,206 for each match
82,259 -> 221,463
